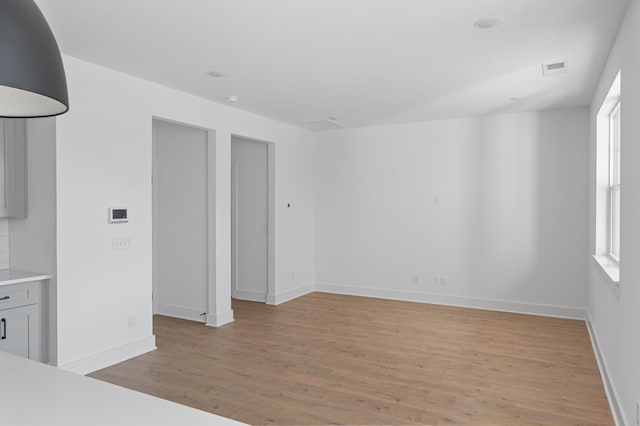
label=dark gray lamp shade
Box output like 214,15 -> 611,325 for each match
0,0 -> 69,118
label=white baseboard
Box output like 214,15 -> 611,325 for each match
59,335 -> 157,376
266,283 -> 314,305
206,309 -> 234,327
233,289 -> 266,303
156,302 -> 206,323
315,282 -> 586,320
586,313 -> 626,426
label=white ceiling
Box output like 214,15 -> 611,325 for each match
35,0 -> 629,130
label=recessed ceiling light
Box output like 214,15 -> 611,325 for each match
473,18 -> 503,29
226,95 -> 239,103
207,71 -> 226,78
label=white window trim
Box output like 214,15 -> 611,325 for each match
608,100 -> 620,263
593,71 -> 621,284
593,255 -> 620,284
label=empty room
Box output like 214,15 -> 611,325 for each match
1,0 -> 639,425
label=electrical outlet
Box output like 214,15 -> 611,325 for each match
291,272 -> 295,281
128,314 -> 136,328
433,276 -> 446,286
412,275 -> 419,284
112,236 -> 132,250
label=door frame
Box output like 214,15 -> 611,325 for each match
152,117 -> 216,321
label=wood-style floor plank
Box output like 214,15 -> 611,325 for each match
89,293 -> 612,425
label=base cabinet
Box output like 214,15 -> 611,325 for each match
0,304 -> 38,359
0,281 -> 44,362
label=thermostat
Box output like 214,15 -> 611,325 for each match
109,207 -> 128,223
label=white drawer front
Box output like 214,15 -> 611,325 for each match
0,281 -> 41,310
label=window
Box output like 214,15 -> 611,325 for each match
594,71 -> 621,282
609,101 -> 620,261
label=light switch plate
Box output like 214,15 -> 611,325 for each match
112,236 -> 132,250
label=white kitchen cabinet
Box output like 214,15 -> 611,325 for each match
0,279 -> 45,362
0,118 -> 28,219
0,304 -> 37,359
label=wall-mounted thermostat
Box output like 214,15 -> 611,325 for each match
109,207 -> 128,223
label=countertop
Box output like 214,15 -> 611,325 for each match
0,269 -> 51,287
0,350 -> 245,425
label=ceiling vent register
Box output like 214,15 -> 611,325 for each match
542,61 -> 568,76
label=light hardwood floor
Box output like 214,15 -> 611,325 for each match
90,293 -> 612,425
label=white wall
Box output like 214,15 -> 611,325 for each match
153,120 -> 209,322
588,0 -> 640,424
55,55 -> 315,372
315,109 -> 589,318
271,135 -> 316,303
9,118 -> 58,364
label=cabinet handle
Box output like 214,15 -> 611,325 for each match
1,318 -> 5,340
0,296 -> 9,301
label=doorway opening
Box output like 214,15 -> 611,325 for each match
231,135 -> 275,304
152,119 -> 210,323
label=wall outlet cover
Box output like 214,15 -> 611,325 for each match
112,236 -> 132,251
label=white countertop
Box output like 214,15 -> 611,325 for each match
0,269 -> 51,287
0,350 -> 245,426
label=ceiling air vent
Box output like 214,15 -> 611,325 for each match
542,61 -> 568,77
307,118 -> 347,131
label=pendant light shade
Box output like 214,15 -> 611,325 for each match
0,0 -> 69,118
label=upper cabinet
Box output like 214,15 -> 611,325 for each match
0,119 -> 27,219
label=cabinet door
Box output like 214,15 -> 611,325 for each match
0,119 -> 5,214
0,305 -> 37,359
0,118 -> 27,219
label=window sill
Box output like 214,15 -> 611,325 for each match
592,255 -> 620,284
